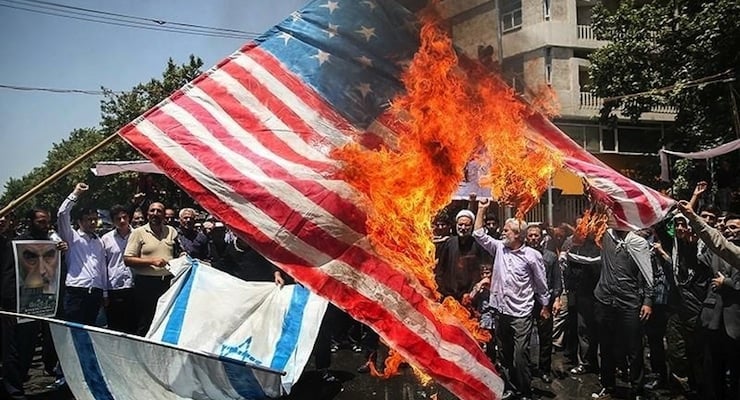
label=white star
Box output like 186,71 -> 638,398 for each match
325,23 -> 339,38
362,0 -> 377,10
277,32 -> 293,45
356,25 -> 376,42
313,50 -> 331,65
355,55 -> 373,68
319,1 -> 340,14
356,83 -> 373,98
290,11 -> 303,22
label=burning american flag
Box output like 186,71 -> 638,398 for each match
118,0 -> 673,399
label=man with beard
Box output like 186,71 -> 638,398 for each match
124,202 -> 178,335
473,199 -> 550,400
434,209 -> 491,301
1,208 -> 66,400
694,210 -> 740,400
525,224 -> 562,384
663,212 -> 710,397
176,208 -> 209,261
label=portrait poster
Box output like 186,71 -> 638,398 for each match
13,240 -> 61,323
454,160 -> 492,200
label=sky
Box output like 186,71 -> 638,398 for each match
0,0 -> 308,197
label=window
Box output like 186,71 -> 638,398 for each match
601,126 -> 616,152
559,124 -> 600,152
503,56 -> 524,93
501,0 -> 522,32
584,126 -> 600,152
616,126 -> 662,154
544,47 -> 553,85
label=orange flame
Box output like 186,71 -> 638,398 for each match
331,5 -> 562,379
574,204 -> 610,246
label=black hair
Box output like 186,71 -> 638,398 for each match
25,207 -> 49,221
725,213 -> 740,222
699,204 -> 721,215
73,207 -> 98,222
109,204 -> 128,218
433,211 -> 451,224
484,213 -> 498,223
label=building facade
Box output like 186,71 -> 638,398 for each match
438,0 -> 676,224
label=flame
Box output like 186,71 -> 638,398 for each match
574,203 -> 610,246
331,5 -> 562,380
527,84 -> 561,119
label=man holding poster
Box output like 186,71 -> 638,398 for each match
14,240 -> 61,316
0,208 -> 66,400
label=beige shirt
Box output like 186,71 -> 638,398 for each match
124,223 -> 178,276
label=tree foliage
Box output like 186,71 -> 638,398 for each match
1,56 -> 204,222
589,0 -> 740,150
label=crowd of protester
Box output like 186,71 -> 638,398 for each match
0,177 -> 738,400
429,182 -> 739,400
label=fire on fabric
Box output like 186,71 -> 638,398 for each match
331,5 -> 562,379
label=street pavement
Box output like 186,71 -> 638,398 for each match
22,342 -> 691,400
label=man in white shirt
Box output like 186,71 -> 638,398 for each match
101,204 -> 136,334
57,183 -> 106,324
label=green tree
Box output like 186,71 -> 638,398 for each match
0,56 -> 204,221
589,0 -> 740,150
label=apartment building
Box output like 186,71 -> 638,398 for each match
438,0 -> 675,223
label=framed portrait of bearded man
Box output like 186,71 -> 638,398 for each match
13,240 -> 61,322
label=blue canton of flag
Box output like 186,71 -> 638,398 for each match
259,0 -> 420,127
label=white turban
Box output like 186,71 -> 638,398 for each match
455,209 -> 475,222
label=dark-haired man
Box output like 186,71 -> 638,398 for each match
101,205 -> 136,334
591,228 -> 654,400
57,183 -> 106,324
1,208 -> 67,400
526,224 -> 562,384
124,202 -> 178,335
695,211 -> 740,400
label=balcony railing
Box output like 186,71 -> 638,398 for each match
577,25 -> 597,41
579,92 -> 677,114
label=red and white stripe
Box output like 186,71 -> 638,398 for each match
119,45 -> 503,400
525,112 -> 675,230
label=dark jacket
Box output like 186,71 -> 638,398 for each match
434,236 -> 492,301
699,248 -> 740,339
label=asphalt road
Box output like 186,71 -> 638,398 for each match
21,343 -> 691,400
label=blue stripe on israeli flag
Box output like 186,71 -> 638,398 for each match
162,259 -> 199,344
222,359 -> 267,399
69,327 -> 115,400
269,285 -> 310,371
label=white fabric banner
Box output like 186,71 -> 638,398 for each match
91,160 -> 163,176
147,257 -> 328,396
659,139 -> 740,182
48,319 -> 283,400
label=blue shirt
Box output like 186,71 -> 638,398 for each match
101,227 -> 133,290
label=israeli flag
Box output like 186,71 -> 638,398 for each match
147,257 -> 328,396
49,319 -> 284,400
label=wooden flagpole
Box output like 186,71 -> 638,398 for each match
0,132 -> 121,218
